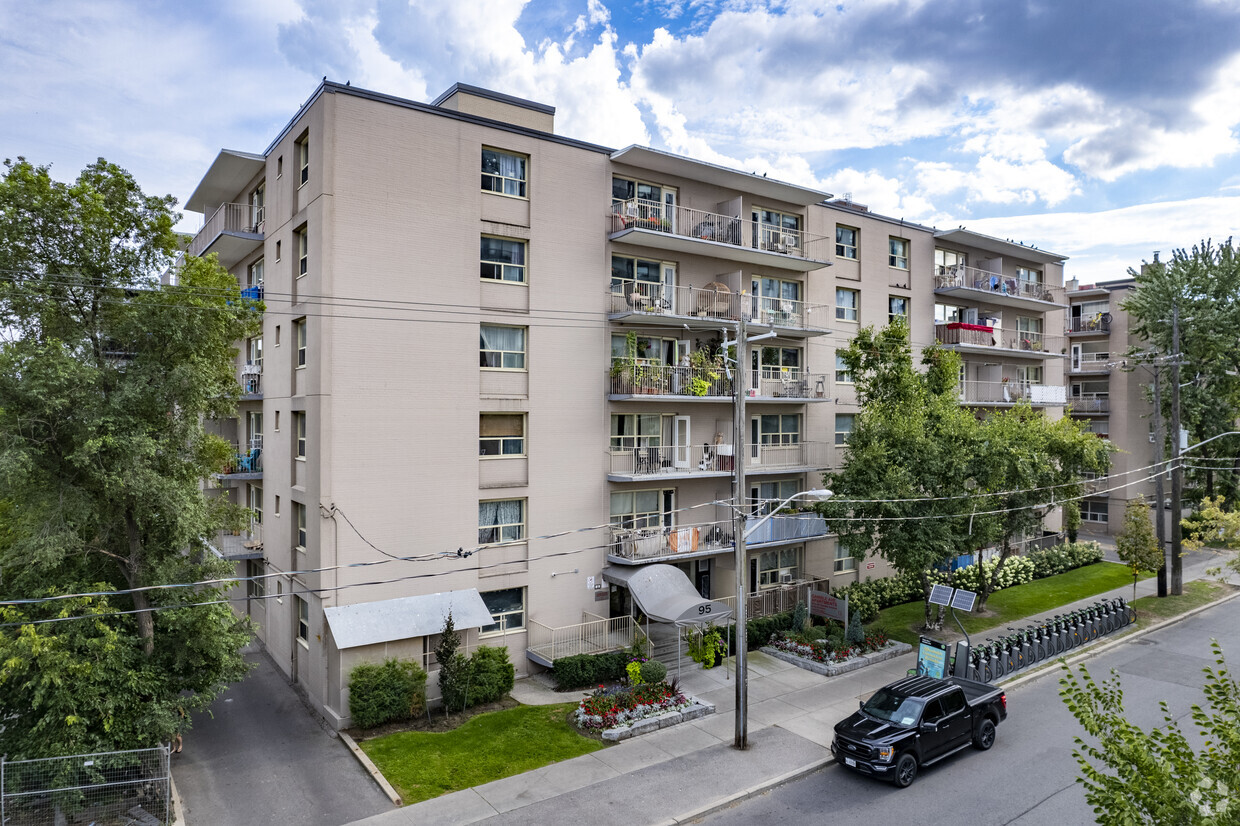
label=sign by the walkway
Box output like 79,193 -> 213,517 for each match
917,636 -> 949,679
809,590 -> 847,622
950,588 -> 978,612
929,584 -> 955,607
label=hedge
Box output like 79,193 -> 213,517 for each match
552,650 -> 631,690
466,645 -> 515,707
348,658 -> 427,729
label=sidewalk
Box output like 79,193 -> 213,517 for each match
347,547 -> 1238,826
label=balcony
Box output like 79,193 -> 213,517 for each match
608,364 -> 830,402
219,443 -> 262,483
240,285 -> 264,302
606,512 -> 829,566
933,265 -> 1065,309
187,203 -> 264,270
956,380 -> 1067,406
240,362 -> 262,400
211,519 -> 263,561
935,323 -> 1064,359
607,282 -> 831,337
606,441 -> 830,482
1069,352 -> 1111,374
607,199 -> 830,272
1067,315 -> 1111,335
1068,393 -> 1109,414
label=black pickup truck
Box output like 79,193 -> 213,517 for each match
831,674 -> 1007,788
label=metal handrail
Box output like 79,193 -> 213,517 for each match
188,202 -> 263,258
608,198 -> 831,261
607,281 -> 831,332
933,264 -> 1064,304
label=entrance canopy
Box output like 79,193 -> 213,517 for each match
324,588 -> 494,650
602,564 -> 732,626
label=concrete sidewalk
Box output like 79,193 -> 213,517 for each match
347,547 -> 1238,826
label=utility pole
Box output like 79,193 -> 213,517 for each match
731,308 -> 750,750
1152,365 -> 1167,597
1169,301 -> 1184,595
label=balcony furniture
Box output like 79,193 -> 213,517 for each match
235,447 -> 260,473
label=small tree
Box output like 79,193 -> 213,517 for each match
435,611 -> 468,714
1064,500 -> 1081,543
1183,495 -> 1240,552
1114,500 -> 1163,600
1059,642 -> 1240,824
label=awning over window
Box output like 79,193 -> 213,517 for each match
602,564 -> 733,626
324,589 -> 494,650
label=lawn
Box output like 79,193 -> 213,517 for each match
1131,580 -> 1235,622
872,562 -> 1151,645
359,703 -> 603,805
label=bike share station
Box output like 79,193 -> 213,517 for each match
911,583 -> 1138,683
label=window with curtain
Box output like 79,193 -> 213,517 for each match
479,325 -> 526,369
836,353 -> 853,384
480,414 -> 525,456
610,489 -> 663,529
834,413 -> 855,445
480,237 -> 527,282
481,149 -> 528,197
756,547 -> 802,588
889,237 -> 909,269
610,413 -> 662,451
836,225 -> 858,259
888,296 -> 908,321
836,288 -> 859,321
478,499 -> 526,544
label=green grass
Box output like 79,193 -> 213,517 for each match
1132,580 -> 1233,622
359,703 -> 603,805
872,562 -> 1152,645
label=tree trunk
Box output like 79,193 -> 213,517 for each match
124,509 -> 155,657
975,537 -> 1013,611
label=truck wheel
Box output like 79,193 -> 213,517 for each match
973,719 -> 996,750
894,754 -> 918,788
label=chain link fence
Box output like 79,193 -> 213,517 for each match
1,746 -> 171,826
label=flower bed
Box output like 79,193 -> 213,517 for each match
762,630 -> 911,677
574,681 -> 691,732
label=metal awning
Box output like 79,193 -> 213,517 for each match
602,564 -> 732,626
324,589 -> 494,650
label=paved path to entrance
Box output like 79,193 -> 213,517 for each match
174,646 -> 394,826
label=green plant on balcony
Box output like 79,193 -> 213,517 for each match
610,330 -> 639,388
684,348 -> 723,396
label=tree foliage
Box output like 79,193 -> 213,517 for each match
1183,496 -> 1240,552
1115,500 -> 1163,600
0,158 -> 259,758
1059,642 -> 1240,824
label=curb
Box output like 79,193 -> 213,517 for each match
658,756 -> 836,825
170,773 -> 186,825
339,731 -> 404,806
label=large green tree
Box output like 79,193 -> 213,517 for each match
0,158 -> 259,758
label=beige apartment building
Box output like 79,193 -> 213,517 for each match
186,80 -> 1076,727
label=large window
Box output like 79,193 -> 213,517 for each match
248,483 -> 263,524
756,414 -> 800,445
295,318 -> 306,367
836,225 -> 858,259
480,237 -> 527,283
294,501 -> 307,550
610,489 -> 664,529
478,499 -> 526,544
756,547 -> 802,588
610,334 -> 676,364
610,413 -> 663,451
1082,499 -> 1108,523
753,209 -> 801,251
836,353 -> 853,384
611,177 -> 666,206
481,148 -> 527,197
480,588 -> 525,635
757,346 -> 801,377
935,303 -> 968,324
250,183 -> 265,228
888,296 -> 908,322
889,237 -> 909,270
296,595 -> 309,643
753,479 -> 798,514
1017,266 -> 1042,286
834,413 -> 855,446
248,257 -> 264,288
480,413 -> 525,457
480,325 -> 526,370
935,248 -> 966,273
294,412 -> 306,459
836,288 -> 859,322
834,543 -> 856,573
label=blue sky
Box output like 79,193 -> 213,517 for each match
3,0 -> 1239,283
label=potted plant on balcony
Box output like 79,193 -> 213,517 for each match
611,330 -> 639,391
684,348 -> 723,396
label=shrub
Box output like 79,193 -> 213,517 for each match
845,610 -> 865,645
466,645 -> 515,707
552,650 -> 632,690
640,660 -> 667,684
348,658 -> 427,729
436,612 -> 469,712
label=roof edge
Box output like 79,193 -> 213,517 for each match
431,82 -> 555,116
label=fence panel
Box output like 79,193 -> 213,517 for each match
1,746 -> 171,826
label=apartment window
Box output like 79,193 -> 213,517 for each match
274,410 -> 280,431
248,483 -> 263,524
836,225 -> 858,259
752,479 -> 798,514
480,237 -> 527,283
481,148 -> 527,197
479,325 -> 526,370
276,580 -> 283,604
246,336 -> 263,368
277,156 -> 283,179
294,502 -> 307,550
296,228 -> 307,277
248,258 -> 264,288
756,414 -> 800,445
295,318 -> 307,367
835,413 -> 855,446
834,543 -> 856,573
480,413 -> 525,457
296,595 -> 309,643
836,288 -> 859,322
1082,499 -> 1109,523
888,296 -> 908,322
610,413 -> 662,451
294,412 -> 306,459
1018,316 -> 1043,349
756,547 -> 801,588
250,183 -> 265,228
753,277 -> 801,314
246,559 -> 265,599
757,346 -> 801,378
1018,366 -> 1044,386
479,587 -> 525,635
753,208 -> 802,251
611,177 -> 667,206
297,135 -> 309,186
935,303 -> 968,324
478,499 -> 525,544
274,495 -> 281,517
836,353 -> 853,384
275,240 -> 281,262
610,489 -> 664,529
610,255 -> 672,304
889,237 -> 909,270
1017,266 -> 1042,285
610,333 -> 677,364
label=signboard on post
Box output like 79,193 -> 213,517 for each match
809,590 -> 847,622
916,636 -> 949,679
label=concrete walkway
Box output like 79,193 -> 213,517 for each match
348,546 -> 1239,826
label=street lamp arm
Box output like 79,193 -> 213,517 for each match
741,489 -> 832,540
1180,431 -> 1240,456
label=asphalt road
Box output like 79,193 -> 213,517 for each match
174,646 -> 393,826
703,593 -> 1240,826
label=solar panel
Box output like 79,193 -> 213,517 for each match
929,583 -> 955,607
950,589 -> 977,612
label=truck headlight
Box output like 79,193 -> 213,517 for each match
877,746 -> 893,762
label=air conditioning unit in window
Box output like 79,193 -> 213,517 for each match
780,573 -> 794,584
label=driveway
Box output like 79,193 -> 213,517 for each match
174,646 -> 394,826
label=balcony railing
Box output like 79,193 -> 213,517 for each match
188,203 -> 264,259
1069,393 -> 1109,413
212,519 -> 263,560
715,577 -> 833,621
933,264 -> 1064,304
1070,352 -> 1111,372
610,520 -> 735,561
935,323 -> 1062,355
221,444 -> 262,476
240,362 -> 262,397
744,511 -> 829,545
608,198 -> 831,262
608,281 -> 831,332
1067,316 -> 1110,334
609,362 -> 732,397
527,614 -> 635,665
607,441 -> 829,477
957,380 -> 1049,405
750,370 -> 831,399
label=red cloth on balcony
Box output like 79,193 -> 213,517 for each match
945,322 -> 994,332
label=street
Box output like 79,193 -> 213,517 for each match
702,593 -> 1240,825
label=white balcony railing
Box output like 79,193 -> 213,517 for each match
608,280 -> 831,332
1067,316 -> 1111,334
527,614 -> 635,663
609,519 -> 735,561
933,264 -> 1064,304
1069,393 -> 1109,413
935,323 -> 1062,355
608,362 -> 830,400
608,198 -> 831,262
607,441 -> 830,477
188,203 -> 264,259
1070,352 -> 1112,372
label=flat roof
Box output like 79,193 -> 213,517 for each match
815,200 -> 937,235
185,149 -> 265,214
611,145 -> 832,207
431,82 -> 555,115
323,588 -> 494,649
934,228 -> 1066,264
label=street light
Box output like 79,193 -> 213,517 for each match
733,488 -> 832,749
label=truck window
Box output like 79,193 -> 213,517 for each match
922,698 -> 945,724
941,689 -> 966,716
862,688 -> 927,727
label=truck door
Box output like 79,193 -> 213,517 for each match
919,698 -> 953,761
933,689 -> 971,755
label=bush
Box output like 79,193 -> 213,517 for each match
640,660 -> 668,684
845,610 -> 865,645
348,658 -> 427,729
552,650 -> 631,690
466,646 -> 515,707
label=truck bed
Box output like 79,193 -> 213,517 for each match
948,675 -> 1003,707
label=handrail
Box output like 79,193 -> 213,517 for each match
933,264 -> 1064,304
607,281 -> 832,332
608,198 -> 831,261
188,202 -> 264,259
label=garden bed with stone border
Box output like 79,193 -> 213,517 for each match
760,641 -> 912,677
599,697 -> 715,742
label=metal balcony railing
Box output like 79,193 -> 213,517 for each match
933,264 -> 1064,304
1069,393 -> 1109,413
608,198 -> 831,261
188,203 -> 264,259
1067,316 -> 1110,333
607,441 -> 829,477
935,324 -> 1062,354
221,444 -> 263,475
609,362 -> 732,397
608,280 -> 831,332
1070,352 -> 1111,372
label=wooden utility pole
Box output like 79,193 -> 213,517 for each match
732,309 -> 750,749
